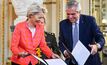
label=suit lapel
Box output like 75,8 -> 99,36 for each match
66,20 -> 73,49
79,15 -> 85,41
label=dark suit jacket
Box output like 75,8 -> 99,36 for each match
59,14 -> 105,65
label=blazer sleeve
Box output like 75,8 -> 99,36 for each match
90,16 -> 105,50
10,25 -> 21,55
39,31 -> 53,58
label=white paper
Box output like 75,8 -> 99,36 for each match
45,59 -> 67,65
32,54 -> 67,65
31,54 -> 48,65
72,40 -> 90,65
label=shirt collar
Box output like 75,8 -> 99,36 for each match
72,18 -> 80,25
76,18 -> 79,24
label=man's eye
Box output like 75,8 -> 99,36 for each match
71,13 -> 76,15
67,14 -> 70,15
67,13 -> 76,15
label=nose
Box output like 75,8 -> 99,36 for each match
68,15 -> 73,18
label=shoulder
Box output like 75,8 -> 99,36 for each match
60,19 -> 69,24
14,21 -> 27,31
60,19 -> 71,28
15,21 -> 26,27
80,14 -> 96,24
45,32 -> 55,36
81,14 -> 95,20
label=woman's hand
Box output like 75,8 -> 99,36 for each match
51,53 -> 60,59
18,52 -> 30,58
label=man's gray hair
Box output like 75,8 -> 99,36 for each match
27,3 -> 47,17
66,0 -> 81,12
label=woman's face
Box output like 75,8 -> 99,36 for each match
30,12 -> 45,26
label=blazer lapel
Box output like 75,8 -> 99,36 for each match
33,25 -> 42,48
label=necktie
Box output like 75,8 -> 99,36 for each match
73,23 -> 79,48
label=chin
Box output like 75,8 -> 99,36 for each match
70,20 -> 75,23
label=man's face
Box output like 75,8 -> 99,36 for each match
30,12 -> 45,26
66,7 -> 80,23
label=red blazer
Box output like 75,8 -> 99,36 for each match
10,21 -> 53,65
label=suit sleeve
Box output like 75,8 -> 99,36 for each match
90,16 -> 105,50
39,31 -> 53,58
10,25 -> 20,55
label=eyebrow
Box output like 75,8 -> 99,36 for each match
67,13 -> 76,15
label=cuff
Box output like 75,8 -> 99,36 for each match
96,43 -> 101,49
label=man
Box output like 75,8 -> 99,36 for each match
10,3 -> 59,65
59,1 -> 105,65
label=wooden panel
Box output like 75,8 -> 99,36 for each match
0,0 -> 5,65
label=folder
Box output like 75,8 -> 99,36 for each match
45,59 -> 67,65
61,41 -> 78,65
31,54 -> 67,65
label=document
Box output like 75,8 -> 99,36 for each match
31,54 -> 48,65
32,54 -> 67,65
72,40 -> 90,65
45,59 -> 67,65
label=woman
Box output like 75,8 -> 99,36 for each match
10,3 -> 59,65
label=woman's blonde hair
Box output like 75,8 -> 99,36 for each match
27,3 -> 47,17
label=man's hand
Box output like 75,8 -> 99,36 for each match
89,44 -> 98,55
51,53 -> 60,59
63,50 -> 70,59
18,52 -> 30,58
